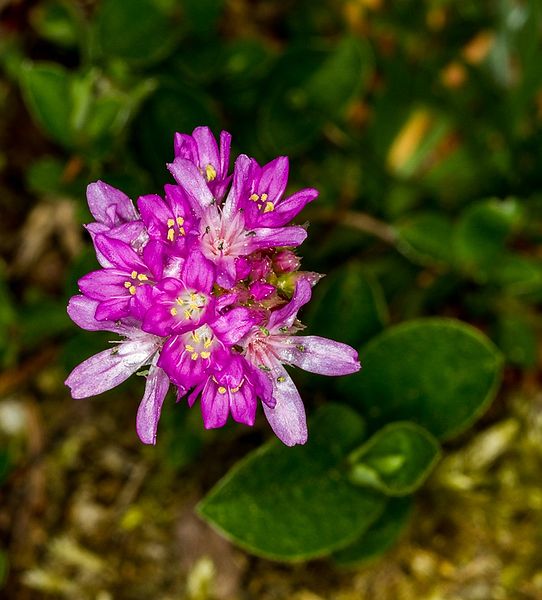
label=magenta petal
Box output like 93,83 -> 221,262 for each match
78,269 -> 130,300
181,249 -> 215,293
216,256 -> 238,289
136,364 -> 170,445
219,131 -> 232,178
95,297 -> 132,321
65,339 -> 156,399
212,307 -> 263,345
200,380 -> 229,428
87,181 -> 138,225
262,364 -> 307,446
192,126 -> 220,174
277,336 -> 361,376
269,278 -> 312,330
259,156 -> 289,202
230,384 -> 256,426
223,154 -> 252,219
167,158 -> 214,214
142,239 -> 164,280
247,225 -> 307,252
94,235 -> 147,273
174,132 -> 198,161
137,194 -> 170,238
67,295 -> 123,333
259,188 -> 318,227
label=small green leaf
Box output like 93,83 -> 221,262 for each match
453,198 -> 523,279
496,313 -> 538,368
333,496 -> 413,566
349,422 -> 441,496
198,404 -> 385,561
339,318 -> 503,440
19,62 -> 74,147
305,262 -> 388,348
95,0 -> 178,65
395,212 -> 454,266
305,36 -> 373,116
30,0 -> 82,47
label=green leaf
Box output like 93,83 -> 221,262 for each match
395,212 -> 454,266
333,496 -> 413,566
496,313 -> 538,368
198,404 -> 385,561
305,262 -> 387,348
259,39 -> 372,155
305,36 -> 373,116
349,422 -> 441,495
30,0 -> 82,47
19,62 -> 74,147
453,198 -> 523,279
95,0 -> 178,65
339,318 -> 503,440
491,254 -> 542,297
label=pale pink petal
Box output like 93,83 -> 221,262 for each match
136,364 -> 170,445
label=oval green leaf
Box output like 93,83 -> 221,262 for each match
19,62 -> 73,147
339,318 -> 503,440
197,404 -> 385,561
395,211 -> 454,266
333,496 -> 413,566
348,422 -> 441,496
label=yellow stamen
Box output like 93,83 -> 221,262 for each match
124,281 -> 132,289
277,376 -> 286,383
167,218 -> 175,227
205,164 -> 217,182
179,227 -> 185,236
167,228 -> 175,242
230,386 -> 240,393
176,297 -> 185,305
131,271 -> 138,279
263,201 -> 274,213
185,344 -> 195,352
200,351 -> 210,359
261,193 -> 268,201
217,386 -> 227,394
137,273 -> 148,281
203,338 -> 212,348
184,309 -> 192,319
176,216 -> 184,226
249,193 -> 259,202
170,307 -> 178,316
128,285 -> 136,295
191,352 -> 199,360
192,331 -> 200,343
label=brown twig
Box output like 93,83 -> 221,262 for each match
309,208 -> 398,245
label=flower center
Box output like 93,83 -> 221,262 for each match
183,325 -> 215,361
166,215 -> 185,242
200,208 -> 247,260
123,270 -> 148,295
205,164 -> 217,182
249,192 -> 274,213
169,289 -> 208,320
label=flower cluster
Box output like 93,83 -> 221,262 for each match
65,127 -> 360,446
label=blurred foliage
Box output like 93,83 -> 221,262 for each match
1,0 -> 542,595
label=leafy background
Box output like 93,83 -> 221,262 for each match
1,0 -> 542,598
